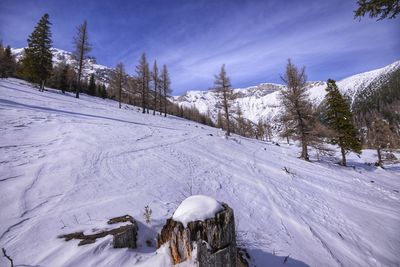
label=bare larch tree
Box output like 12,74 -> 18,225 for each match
73,20 -> 91,99
109,63 -> 126,109
151,60 -> 159,115
161,64 -> 171,117
136,53 -> 150,113
279,59 -> 314,161
213,64 -> 234,136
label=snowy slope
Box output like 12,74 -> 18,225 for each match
11,47 -> 113,84
1,79 -> 400,267
173,60 -> 400,123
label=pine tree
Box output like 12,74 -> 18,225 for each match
151,60 -> 159,115
323,79 -> 361,166
100,84 -> 108,99
87,73 -> 96,96
73,20 -> 91,98
21,13 -> 53,90
213,64 -> 234,136
0,45 -> 17,78
279,59 -> 314,160
161,64 -> 171,117
354,0 -> 400,20
48,61 -> 69,93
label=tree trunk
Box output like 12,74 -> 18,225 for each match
118,84 -> 122,109
164,88 -> 167,117
223,91 -> 230,136
301,140 -> 309,161
142,76 -> 146,113
341,147 -> 347,166
377,147 -> 382,167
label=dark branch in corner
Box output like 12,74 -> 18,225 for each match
2,248 -> 14,267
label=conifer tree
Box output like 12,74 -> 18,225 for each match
100,84 -> 108,99
213,64 -> 234,136
59,63 -> 70,93
279,59 -> 314,160
73,20 -> 91,98
21,13 -> 53,90
161,64 -> 171,117
323,79 -> 361,166
87,73 -> 96,96
0,45 -> 16,78
354,0 -> 400,20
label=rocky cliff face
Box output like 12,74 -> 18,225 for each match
157,203 -> 237,266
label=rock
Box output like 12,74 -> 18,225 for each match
157,203 -> 237,266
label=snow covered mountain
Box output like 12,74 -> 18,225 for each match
1,78 -> 399,267
173,60 -> 400,123
11,47 -> 113,84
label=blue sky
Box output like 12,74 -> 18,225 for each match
0,0 -> 399,95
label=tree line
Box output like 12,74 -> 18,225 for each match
1,12 -> 398,167
0,13 -> 216,124
210,60 -> 398,167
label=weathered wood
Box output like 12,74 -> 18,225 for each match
59,215 -> 138,249
157,203 -> 237,266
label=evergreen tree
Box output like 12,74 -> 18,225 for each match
161,64 -> 171,117
279,59 -> 314,160
0,42 -> 4,77
21,13 -> 53,90
0,45 -> 17,78
100,84 -> 108,99
59,63 -> 69,94
354,0 -> 400,20
87,73 -> 96,96
48,61 -> 69,93
323,79 -> 361,166
213,64 -> 234,136
73,20 -> 91,98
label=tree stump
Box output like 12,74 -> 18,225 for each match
157,203 -> 237,266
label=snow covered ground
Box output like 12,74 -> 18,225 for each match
0,78 -> 399,267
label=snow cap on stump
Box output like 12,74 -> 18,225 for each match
172,195 -> 223,227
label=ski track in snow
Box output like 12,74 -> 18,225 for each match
0,78 -> 399,267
